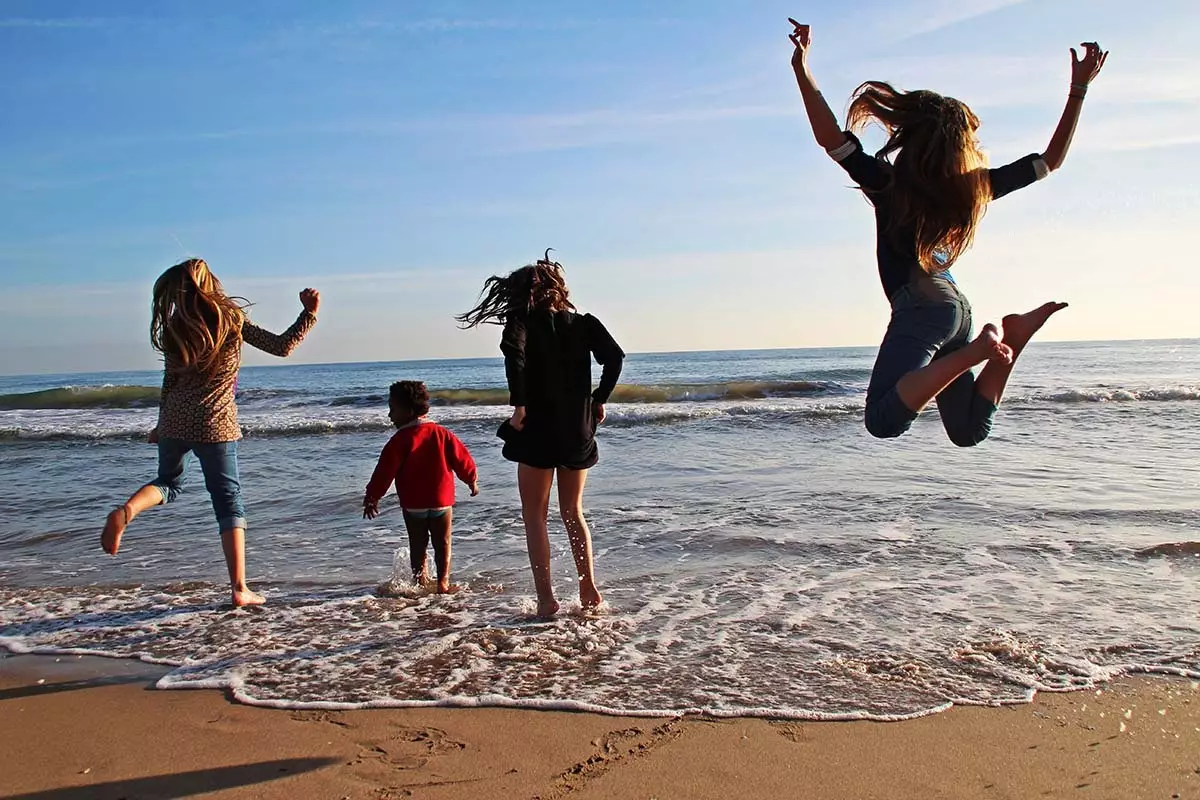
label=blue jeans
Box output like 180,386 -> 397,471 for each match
148,438 -> 247,531
864,275 -> 998,447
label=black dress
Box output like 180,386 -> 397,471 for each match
499,310 -> 625,470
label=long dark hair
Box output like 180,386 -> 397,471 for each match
847,81 -> 992,272
456,250 -> 575,328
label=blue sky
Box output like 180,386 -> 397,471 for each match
1,0 -> 1197,374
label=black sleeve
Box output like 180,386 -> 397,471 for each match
988,153 -> 1046,201
500,318 -> 527,406
827,131 -> 892,192
585,314 -> 624,404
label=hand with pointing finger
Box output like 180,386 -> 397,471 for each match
788,18 -> 811,73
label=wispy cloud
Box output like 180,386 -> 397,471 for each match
0,17 -> 117,29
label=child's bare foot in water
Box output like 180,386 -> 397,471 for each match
101,505 -> 130,555
436,581 -> 461,594
1001,302 -> 1068,354
232,585 -> 266,607
969,323 -> 1013,365
536,597 -> 561,618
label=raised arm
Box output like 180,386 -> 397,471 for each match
789,20 -> 847,151
241,289 -> 320,357
1042,42 -> 1108,172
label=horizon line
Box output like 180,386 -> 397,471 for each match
1,335 -> 1196,380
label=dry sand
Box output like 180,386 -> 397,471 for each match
1,654 -> 1197,799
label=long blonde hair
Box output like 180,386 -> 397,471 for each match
847,81 -> 992,273
150,258 -> 248,374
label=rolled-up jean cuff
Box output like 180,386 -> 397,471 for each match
148,483 -> 171,504
219,516 -> 248,532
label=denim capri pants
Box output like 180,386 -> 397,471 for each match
864,274 -> 999,447
147,438 -> 248,531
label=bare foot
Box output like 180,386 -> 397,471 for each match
579,582 -> 603,609
232,587 -> 266,607
536,598 -> 560,618
437,582 -> 461,594
969,323 -> 1013,365
1001,302 -> 1068,354
101,505 -> 130,555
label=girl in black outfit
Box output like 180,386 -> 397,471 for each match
458,254 -> 625,618
789,19 -> 1107,446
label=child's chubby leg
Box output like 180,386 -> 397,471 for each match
401,511 -> 433,586
428,509 -> 458,594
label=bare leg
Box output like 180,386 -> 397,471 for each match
974,302 -> 1068,406
518,464 -> 559,617
556,468 -> 602,609
401,512 -> 433,586
896,323 -> 1012,414
100,484 -> 164,555
221,528 -> 265,607
428,510 -> 457,593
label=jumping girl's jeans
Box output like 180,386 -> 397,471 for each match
864,274 -> 998,447
147,438 -> 247,531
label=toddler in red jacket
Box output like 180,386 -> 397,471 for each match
364,381 -> 479,593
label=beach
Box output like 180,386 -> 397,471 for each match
2,654 -> 1197,799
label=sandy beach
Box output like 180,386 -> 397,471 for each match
0,654 -> 1196,799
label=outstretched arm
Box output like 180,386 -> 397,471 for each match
242,289 -> 320,357
789,20 -> 847,151
1042,42 -> 1108,172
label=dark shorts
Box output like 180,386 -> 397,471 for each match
498,414 -> 599,471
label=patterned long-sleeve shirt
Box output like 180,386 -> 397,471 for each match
156,310 -> 316,443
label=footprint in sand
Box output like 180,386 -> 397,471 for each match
351,724 -> 466,771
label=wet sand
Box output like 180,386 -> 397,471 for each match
1,654 -> 1197,799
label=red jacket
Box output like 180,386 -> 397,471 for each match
365,420 -> 477,510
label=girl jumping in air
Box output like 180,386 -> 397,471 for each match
457,252 -> 625,618
789,20 -> 1107,446
100,258 -> 319,607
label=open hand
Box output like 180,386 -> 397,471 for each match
594,403 -> 607,425
363,500 -> 379,520
1070,42 -> 1108,86
508,406 -> 526,431
300,288 -> 321,315
788,18 -> 811,72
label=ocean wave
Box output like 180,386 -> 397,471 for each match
0,385 -> 161,410
327,380 -> 843,408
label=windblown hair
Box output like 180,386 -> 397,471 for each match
150,258 -> 248,375
388,380 -> 431,418
846,81 -> 992,273
455,250 -> 575,328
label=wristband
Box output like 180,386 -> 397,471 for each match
1070,82 -> 1089,92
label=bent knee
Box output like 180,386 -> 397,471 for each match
864,414 -> 907,440
946,428 -> 989,448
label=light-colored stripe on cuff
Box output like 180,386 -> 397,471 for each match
827,139 -> 857,162
1032,157 -> 1050,180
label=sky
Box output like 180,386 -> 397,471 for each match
1,0 -> 1198,375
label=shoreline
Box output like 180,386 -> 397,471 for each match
3,654 -> 1198,799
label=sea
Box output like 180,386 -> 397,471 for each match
1,340 -> 1198,720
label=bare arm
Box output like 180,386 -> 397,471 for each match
1042,42 -> 1108,172
789,20 -> 847,151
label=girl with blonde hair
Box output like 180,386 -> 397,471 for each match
789,20 -> 1107,446
100,258 -> 320,607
